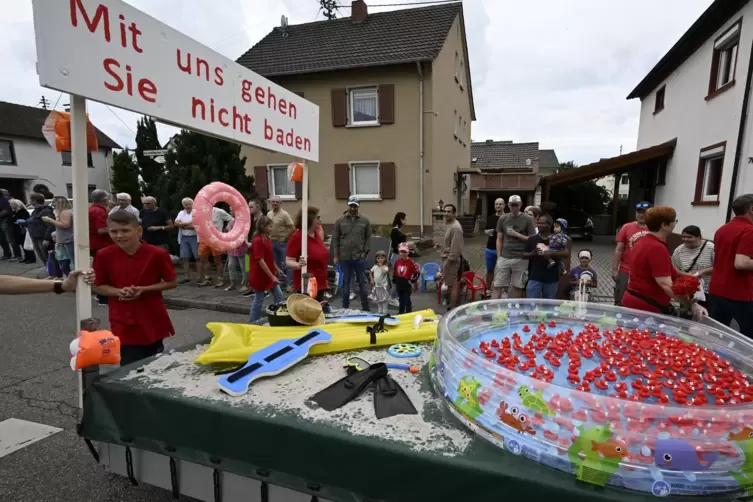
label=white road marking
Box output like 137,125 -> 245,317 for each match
0,418 -> 62,459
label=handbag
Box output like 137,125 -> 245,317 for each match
684,241 -> 708,273
23,231 -> 33,251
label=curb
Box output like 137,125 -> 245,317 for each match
164,296 -> 249,315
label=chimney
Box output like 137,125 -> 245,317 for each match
351,0 -> 368,23
485,139 -> 494,144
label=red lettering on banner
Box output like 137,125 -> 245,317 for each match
191,97 -> 251,134
241,80 -> 298,120
176,49 -> 225,86
70,0 -> 110,41
264,118 -> 311,152
103,58 -> 157,103
117,14 -> 143,53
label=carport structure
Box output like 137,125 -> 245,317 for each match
540,139 -> 677,231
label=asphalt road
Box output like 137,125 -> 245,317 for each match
0,294 -> 248,501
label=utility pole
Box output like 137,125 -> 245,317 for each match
319,0 -> 339,19
38,95 -> 51,110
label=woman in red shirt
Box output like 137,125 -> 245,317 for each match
622,206 -> 707,319
249,215 -> 283,322
286,206 -> 329,301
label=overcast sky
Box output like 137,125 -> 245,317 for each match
2,0 -> 713,164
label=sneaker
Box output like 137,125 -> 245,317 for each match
242,289 -> 254,297
224,285 -> 236,292
349,292 -> 356,301
179,278 -> 191,285
197,279 -> 212,287
388,298 -> 399,307
238,286 -> 250,295
214,279 -> 224,288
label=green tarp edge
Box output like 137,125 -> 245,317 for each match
78,348 -> 736,502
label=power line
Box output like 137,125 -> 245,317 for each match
338,0 -> 458,7
104,104 -> 136,136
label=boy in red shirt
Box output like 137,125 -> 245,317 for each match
93,210 -> 178,366
393,242 -> 420,314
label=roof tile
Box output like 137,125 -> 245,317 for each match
471,141 -> 539,171
236,3 -> 462,77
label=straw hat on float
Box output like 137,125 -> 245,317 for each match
286,294 -> 325,326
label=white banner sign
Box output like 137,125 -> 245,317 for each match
31,0 -> 319,162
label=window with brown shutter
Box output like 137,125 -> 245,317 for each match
380,162 -> 396,199
334,163 -> 350,199
331,88 -> 347,127
378,84 -> 394,125
253,165 -> 269,199
295,181 -> 302,200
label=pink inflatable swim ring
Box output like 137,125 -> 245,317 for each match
193,182 -> 251,253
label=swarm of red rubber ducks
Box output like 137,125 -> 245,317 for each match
671,275 -> 701,298
472,320 -> 753,407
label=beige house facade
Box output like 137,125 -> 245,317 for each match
236,0 -> 475,236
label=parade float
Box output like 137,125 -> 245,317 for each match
431,298 -> 753,498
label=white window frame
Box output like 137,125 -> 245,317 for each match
348,87 -> 379,127
0,139 -> 15,165
699,145 -> 725,202
348,161 -> 381,200
711,20 -> 741,92
267,164 -> 296,200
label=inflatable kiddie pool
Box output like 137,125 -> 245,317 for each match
430,299 -> 753,498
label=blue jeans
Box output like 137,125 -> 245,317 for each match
341,258 -> 370,310
249,284 -> 283,323
272,241 -> 290,287
527,280 -> 558,299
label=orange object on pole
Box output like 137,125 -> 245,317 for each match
288,161 -> 304,182
42,110 -> 99,152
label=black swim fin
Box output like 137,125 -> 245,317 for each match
311,363 -> 388,411
373,373 -> 417,419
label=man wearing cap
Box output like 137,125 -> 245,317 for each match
493,194 -> 536,299
612,202 -> 651,305
267,196 -> 296,291
332,196 -> 372,311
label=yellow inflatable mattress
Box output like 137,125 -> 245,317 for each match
195,309 -> 438,365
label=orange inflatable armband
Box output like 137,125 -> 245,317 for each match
69,330 -> 121,370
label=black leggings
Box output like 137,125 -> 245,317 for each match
396,280 -> 413,314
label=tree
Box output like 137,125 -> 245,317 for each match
159,130 -> 256,215
549,161 -> 611,215
110,149 -> 142,208
135,116 -> 164,198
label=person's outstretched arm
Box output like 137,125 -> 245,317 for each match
0,270 -> 94,295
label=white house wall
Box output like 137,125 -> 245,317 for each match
636,2 -> 751,236
0,135 -> 111,200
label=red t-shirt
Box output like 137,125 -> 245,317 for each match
89,204 -> 113,251
286,229 -> 329,292
622,234 -> 678,314
94,243 -> 176,346
249,234 -> 276,292
616,221 -> 650,274
393,257 -> 419,280
709,216 -> 753,301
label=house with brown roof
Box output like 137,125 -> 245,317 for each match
235,0 -> 475,235
0,100 -> 121,202
466,139 -> 558,225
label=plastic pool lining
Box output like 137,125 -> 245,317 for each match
430,299 -> 753,498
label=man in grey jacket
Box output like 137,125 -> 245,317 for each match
332,196 -> 371,311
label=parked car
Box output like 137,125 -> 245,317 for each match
555,208 -> 593,241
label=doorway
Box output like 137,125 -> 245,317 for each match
0,178 -> 28,203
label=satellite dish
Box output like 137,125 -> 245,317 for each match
281,15 -> 288,28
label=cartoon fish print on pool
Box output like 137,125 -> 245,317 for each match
591,439 -> 629,460
517,385 -> 555,416
729,427 -> 753,442
654,439 -> 719,471
455,376 -> 485,420
568,424 -> 620,486
497,401 -> 535,435
567,424 -> 612,465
